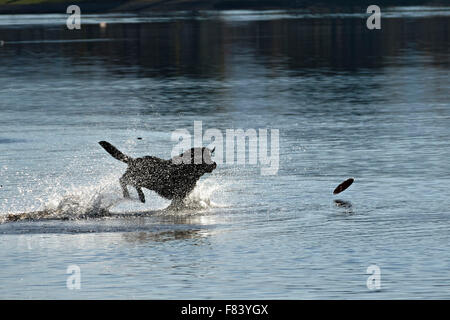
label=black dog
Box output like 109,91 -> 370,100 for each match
99,141 -> 216,206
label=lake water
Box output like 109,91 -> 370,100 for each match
0,7 -> 449,299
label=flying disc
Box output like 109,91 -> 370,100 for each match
333,178 -> 354,195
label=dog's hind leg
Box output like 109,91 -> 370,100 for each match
136,187 -> 145,203
119,175 -> 130,199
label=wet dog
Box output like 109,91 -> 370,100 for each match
98,141 -> 216,206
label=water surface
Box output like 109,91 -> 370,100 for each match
0,8 -> 449,299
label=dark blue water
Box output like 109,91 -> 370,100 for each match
0,8 -> 449,299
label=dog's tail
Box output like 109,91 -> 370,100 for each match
98,141 -> 131,164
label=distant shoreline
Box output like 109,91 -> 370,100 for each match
0,0 -> 448,15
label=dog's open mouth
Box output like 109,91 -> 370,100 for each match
205,162 -> 217,173
207,162 -> 217,173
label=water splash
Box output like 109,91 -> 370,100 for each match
1,174 -> 226,223
1,174 -> 122,223
153,177 -> 226,216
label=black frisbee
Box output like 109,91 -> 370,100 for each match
333,178 -> 354,195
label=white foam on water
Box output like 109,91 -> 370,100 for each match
0,173 -> 121,222
1,173 -> 228,222
42,175 -> 123,217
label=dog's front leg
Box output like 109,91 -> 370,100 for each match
136,187 -> 145,203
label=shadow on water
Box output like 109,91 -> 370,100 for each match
121,229 -> 209,243
334,199 -> 352,208
333,199 -> 354,215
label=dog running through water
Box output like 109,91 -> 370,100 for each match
98,141 -> 216,207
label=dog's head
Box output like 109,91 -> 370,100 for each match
200,147 -> 216,173
173,147 -> 217,173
